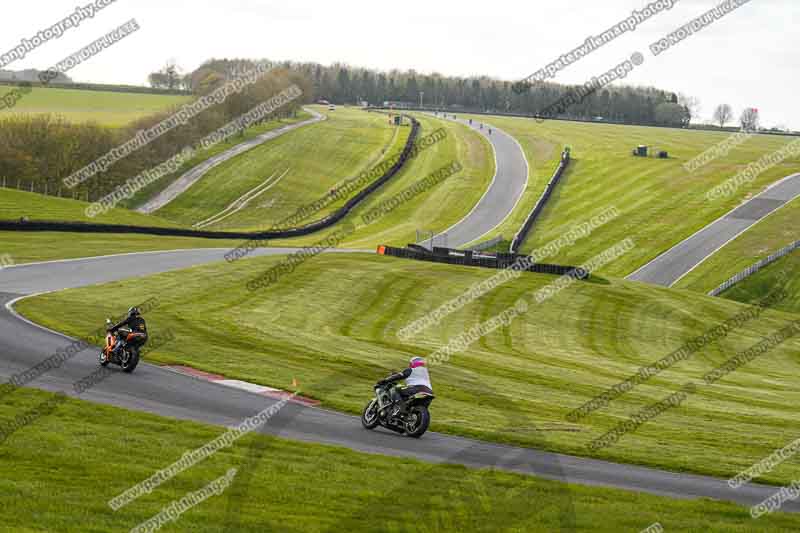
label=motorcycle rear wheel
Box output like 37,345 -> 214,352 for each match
405,405 -> 430,438
121,348 -> 140,374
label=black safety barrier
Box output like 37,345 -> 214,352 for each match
510,149 -> 571,254
0,116 -> 421,240
377,244 -> 588,279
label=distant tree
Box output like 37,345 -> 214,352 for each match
147,72 -> 168,89
147,60 -> 184,90
740,107 -> 760,131
163,61 -> 183,90
678,93 -> 700,125
654,102 -> 690,127
713,104 -> 734,128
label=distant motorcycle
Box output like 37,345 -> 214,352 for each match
99,319 -> 142,373
361,382 -> 434,438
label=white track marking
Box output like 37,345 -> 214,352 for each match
193,167 -> 291,229
193,170 -> 279,228
194,167 -> 290,229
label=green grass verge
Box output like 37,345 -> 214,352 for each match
124,110 -> 313,211
0,189 -> 178,227
676,196 -> 800,294
2,86 -> 190,127
457,115 -> 800,277
718,249 -> 800,315
3,387 -> 795,532
153,106 -> 401,231
0,231 -> 247,265
16,254 -> 800,486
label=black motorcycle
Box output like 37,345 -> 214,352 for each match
361,382 -> 434,438
99,319 -> 141,373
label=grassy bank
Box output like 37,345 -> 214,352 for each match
2,388 -> 794,532
16,253 -> 800,485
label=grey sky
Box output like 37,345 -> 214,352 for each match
2,0 -> 797,129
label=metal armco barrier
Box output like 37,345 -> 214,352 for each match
510,149 -> 571,254
0,116 -> 421,240
709,239 -> 800,296
377,244 -> 588,279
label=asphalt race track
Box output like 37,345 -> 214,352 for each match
1,249 -> 798,513
628,173 -> 800,287
430,115 -> 529,249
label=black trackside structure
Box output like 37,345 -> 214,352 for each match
377,244 -> 588,279
510,148 -> 571,254
0,116 -> 421,240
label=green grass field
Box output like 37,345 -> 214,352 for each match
153,106 -> 403,230
1,86 -> 190,127
16,254 -> 800,487
0,188 -> 178,227
125,110 -> 314,211
459,116 -> 800,280
676,196 -> 800,294
3,388 -> 794,532
719,249 -> 800,315
0,231 -> 250,265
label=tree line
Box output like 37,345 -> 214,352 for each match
149,59 -> 698,127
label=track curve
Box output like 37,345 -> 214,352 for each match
1,249 -> 797,512
429,115 -> 529,249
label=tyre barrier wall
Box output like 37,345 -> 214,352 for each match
709,239 -> 800,296
510,149 -> 571,254
377,244 -> 588,279
470,235 -> 505,252
0,117 -> 421,240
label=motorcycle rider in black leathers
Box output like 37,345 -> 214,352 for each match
107,307 -> 148,358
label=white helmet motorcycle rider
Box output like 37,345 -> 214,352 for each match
379,357 -> 433,416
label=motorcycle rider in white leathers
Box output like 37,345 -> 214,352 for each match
379,357 -> 433,415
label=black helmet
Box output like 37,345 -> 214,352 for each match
128,307 -> 141,317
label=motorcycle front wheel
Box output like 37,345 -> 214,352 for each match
361,399 -> 380,430
405,405 -> 430,438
